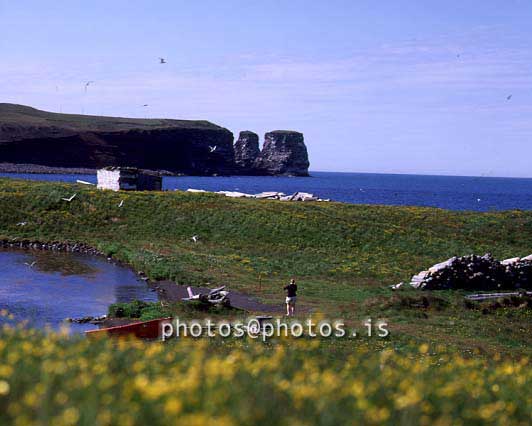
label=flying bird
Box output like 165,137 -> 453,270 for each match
118,200 -> 124,208
191,235 -> 199,243
61,194 -> 77,202
159,57 -> 167,64
24,261 -> 37,268
209,145 -> 217,153
17,221 -> 28,226
142,104 -> 149,107
84,81 -> 94,93
507,95 -> 513,101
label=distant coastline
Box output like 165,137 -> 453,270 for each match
0,103 -> 310,177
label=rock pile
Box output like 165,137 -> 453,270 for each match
0,239 -> 102,255
408,254 -> 532,290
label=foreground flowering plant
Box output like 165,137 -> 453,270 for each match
0,325 -> 530,426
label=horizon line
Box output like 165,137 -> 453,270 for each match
309,170 -> 532,180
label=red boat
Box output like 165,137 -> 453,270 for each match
85,317 -> 172,339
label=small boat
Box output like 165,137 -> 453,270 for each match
85,317 -> 172,339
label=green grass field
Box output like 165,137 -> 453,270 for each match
1,178 -> 531,356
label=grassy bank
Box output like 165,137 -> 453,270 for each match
1,178 -> 531,354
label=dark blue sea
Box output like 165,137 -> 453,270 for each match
1,171 -> 531,212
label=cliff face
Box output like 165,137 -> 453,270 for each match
0,104 -> 310,176
0,104 -> 235,175
254,131 -> 310,176
234,131 -> 260,171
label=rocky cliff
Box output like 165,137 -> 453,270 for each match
0,104 -> 235,175
233,130 -> 310,176
0,104 -> 310,176
234,131 -> 260,171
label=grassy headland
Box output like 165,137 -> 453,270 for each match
1,178 -> 531,355
0,103 -> 222,137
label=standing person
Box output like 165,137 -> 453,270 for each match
284,279 -> 298,316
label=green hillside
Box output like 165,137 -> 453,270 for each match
0,103 -> 222,136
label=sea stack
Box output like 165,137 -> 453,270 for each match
254,131 -> 310,176
234,131 -> 260,171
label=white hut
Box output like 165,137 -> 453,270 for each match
97,167 -> 162,191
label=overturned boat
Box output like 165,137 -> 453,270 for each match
85,317 -> 172,339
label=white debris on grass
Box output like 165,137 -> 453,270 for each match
181,188 -> 331,202
216,191 -> 255,198
390,282 -> 405,291
286,192 -> 319,201
254,191 -> 286,199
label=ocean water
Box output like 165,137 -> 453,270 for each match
1,171 -> 531,212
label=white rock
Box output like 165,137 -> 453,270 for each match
428,257 -> 457,274
290,192 -> 318,201
217,191 -> 254,198
390,282 -> 404,291
501,257 -> 521,266
409,271 -> 430,288
254,191 -> 285,199
522,254 -> 532,262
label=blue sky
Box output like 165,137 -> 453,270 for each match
1,0 -> 531,177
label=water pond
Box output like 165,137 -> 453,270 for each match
0,249 -> 158,333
